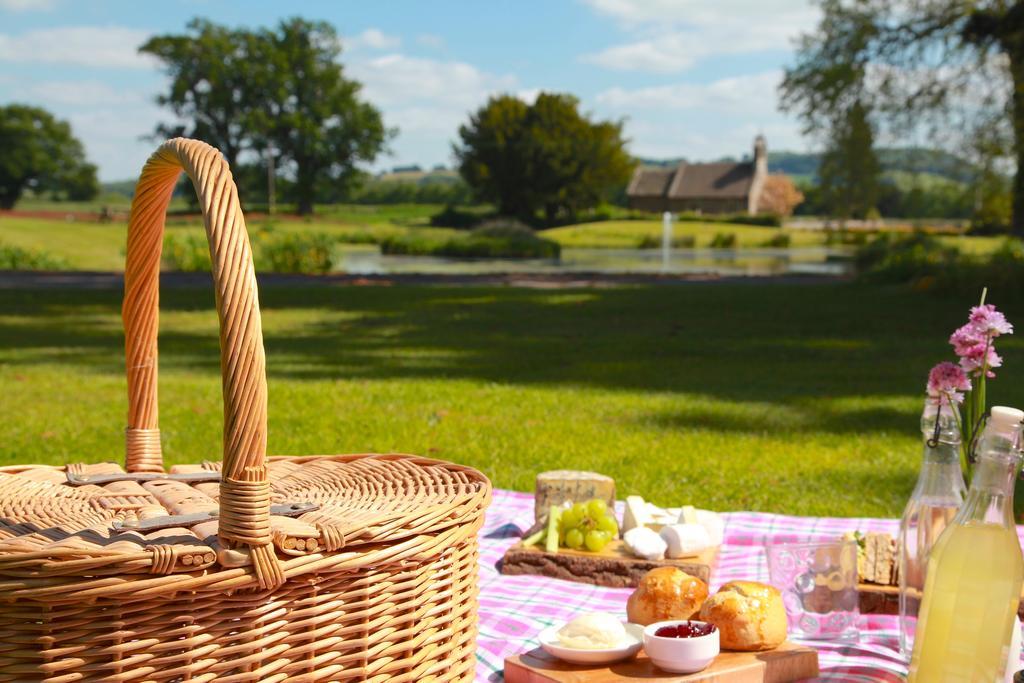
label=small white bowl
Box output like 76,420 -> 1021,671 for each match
642,620 -> 720,674
538,621 -> 644,665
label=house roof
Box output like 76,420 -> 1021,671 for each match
670,162 -> 754,199
627,166 -> 675,197
628,161 -> 755,200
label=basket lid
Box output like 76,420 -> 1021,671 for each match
0,454 -> 490,583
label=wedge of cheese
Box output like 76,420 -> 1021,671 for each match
679,505 -> 699,525
622,495 -> 652,532
534,471 -> 616,523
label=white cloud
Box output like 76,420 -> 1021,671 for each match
416,33 -> 445,50
24,80 -> 147,107
0,26 -> 154,69
346,28 -> 401,51
624,118 -> 806,162
593,71 -> 807,160
596,71 -> 782,113
0,0 -> 55,11
352,54 -> 516,109
2,75 -> 167,180
349,53 -> 518,166
65,106 -> 168,180
515,88 -> 541,104
581,0 -> 819,73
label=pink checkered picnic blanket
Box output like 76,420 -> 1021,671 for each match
476,489 -> 908,682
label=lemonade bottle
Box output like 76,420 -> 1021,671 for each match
908,406 -> 1024,682
898,399 -> 967,658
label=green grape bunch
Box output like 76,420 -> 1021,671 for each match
558,498 -> 619,552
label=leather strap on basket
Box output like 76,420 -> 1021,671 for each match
123,138 -> 283,590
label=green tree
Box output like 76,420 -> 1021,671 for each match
780,0 -> 1024,232
454,93 -> 632,224
140,19 -> 256,170
142,17 -> 391,215
0,104 -> 98,209
252,18 -> 392,215
818,103 -> 880,220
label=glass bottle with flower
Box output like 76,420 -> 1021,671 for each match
949,297 -> 1014,478
897,362 -> 969,658
898,293 -> 1017,656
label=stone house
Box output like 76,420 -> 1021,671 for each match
627,136 -> 768,215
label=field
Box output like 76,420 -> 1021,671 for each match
2,281 -> 1020,517
0,215 -> 458,271
2,209 -> 1013,272
543,220 -> 826,249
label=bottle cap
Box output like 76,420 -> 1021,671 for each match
989,406 -> 1024,433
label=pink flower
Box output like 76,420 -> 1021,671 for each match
959,343 -> 1003,377
969,304 -> 1014,337
926,361 -> 971,404
949,323 -> 985,356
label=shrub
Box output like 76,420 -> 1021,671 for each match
350,177 -> 472,205
761,233 -> 791,248
825,229 -> 870,246
430,204 -> 487,229
164,231 -> 336,274
162,233 -> 210,272
727,213 -> 783,228
0,241 -> 68,270
472,217 -> 536,238
854,232 -> 959,284
636,234 -> 696,249
254,232 -> 335,274
710,233 -> 737,248
673,212 -> 782,228
382,223 -> 560,259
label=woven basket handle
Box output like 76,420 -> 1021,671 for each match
123,138 -> 283,589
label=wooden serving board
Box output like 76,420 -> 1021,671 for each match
857,583 -> 899,616
504,641 -> 819,682
857,583 -> 1024,619
501,539 -> 719,587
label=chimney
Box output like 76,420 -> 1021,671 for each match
753,135 -> 767,175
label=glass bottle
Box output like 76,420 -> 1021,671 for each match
897,399 -> 967,659
908,406 -> 1024,682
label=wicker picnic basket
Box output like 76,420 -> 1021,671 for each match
0,138 -> 491,682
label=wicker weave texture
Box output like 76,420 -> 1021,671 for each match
0,139 -> 491,682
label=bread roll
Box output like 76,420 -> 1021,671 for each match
699,581 -> 787,651
626,567 -> 708,626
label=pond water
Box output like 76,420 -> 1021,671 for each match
334,246 -> 854,277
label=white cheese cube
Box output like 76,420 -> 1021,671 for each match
660,523 -> 712,558
623,526 -> 667,561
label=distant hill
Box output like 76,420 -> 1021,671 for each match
770,148 -> 977,184
101,180 -> 136,198
375,168 -> 460,185
635,147 -> 979,186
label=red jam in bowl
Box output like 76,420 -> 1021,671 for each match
653,622 -> 717,638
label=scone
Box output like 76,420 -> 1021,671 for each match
699,581 -> 787,651
627,567 -> 708,626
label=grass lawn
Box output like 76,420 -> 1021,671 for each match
2,281 -> 1021,518
0,216 -> 459,271
4,210 -> 1017,271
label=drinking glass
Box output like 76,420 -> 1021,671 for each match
766,539 -> 860,641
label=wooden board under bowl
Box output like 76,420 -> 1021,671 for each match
504,641 -> 819,683
500,539 -> 719,587
857,583 -> 1024,619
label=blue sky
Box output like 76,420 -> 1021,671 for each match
0,0 -> 820,181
